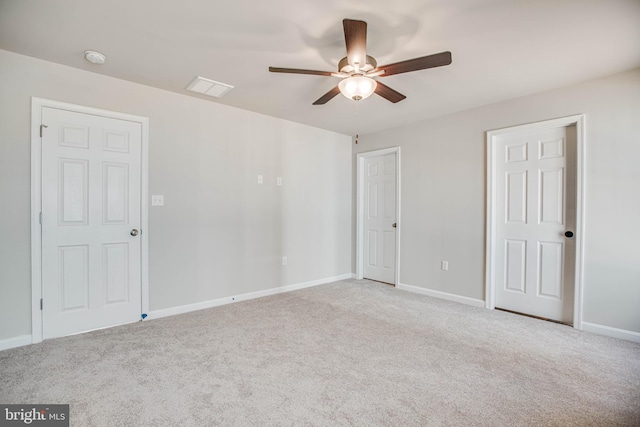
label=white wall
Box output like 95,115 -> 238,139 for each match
0,49 -> 352,341
355,68 -> 640,335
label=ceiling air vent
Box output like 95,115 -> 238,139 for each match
186,76 -> 234,98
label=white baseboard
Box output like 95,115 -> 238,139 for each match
397,283 -> 485,308
149,273 -> 354,320
0,334 -> 32,352
581,321 -> 640,343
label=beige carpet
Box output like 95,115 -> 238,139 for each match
1,279 -> 639,426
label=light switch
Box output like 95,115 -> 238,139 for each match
276,177 -> 283,186
151,195 -> 164,206
258,175 -> 264,184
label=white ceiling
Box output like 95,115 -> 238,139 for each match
1,0 -> 639,136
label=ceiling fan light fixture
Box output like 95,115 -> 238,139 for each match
338,75 -> 377,101
268,19 -> 450,105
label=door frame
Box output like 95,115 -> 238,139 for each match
355,147 -> 401,286
30,97 -> 150,343
485,114 -> 586,329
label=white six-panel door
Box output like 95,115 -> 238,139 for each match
494,126 -> 576,323
363,153 -> 397,284
41,107 -> 142,339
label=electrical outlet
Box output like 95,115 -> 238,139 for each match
282,256 -> 287,266
151,195 -> 164,206
441,260 -> 449,271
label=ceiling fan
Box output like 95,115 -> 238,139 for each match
269,19 -> 452,105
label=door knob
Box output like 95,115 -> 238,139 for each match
392,223 -> 397,228
130,229 -> 139,236
564,231 -> 574,238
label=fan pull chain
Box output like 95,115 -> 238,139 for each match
354,100 -> 359,144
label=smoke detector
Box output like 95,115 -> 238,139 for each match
84,50 -> 106,64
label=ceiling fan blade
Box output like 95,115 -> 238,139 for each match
378,51 -> 452,77
313,86 -> 341,105
343,19 -> 367,68
374,81 -> 406,103
269,67 -> 333,77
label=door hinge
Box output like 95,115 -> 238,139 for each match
40,124 -> 48,138
39,212 -> 43,224
40,298 -> 43,310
